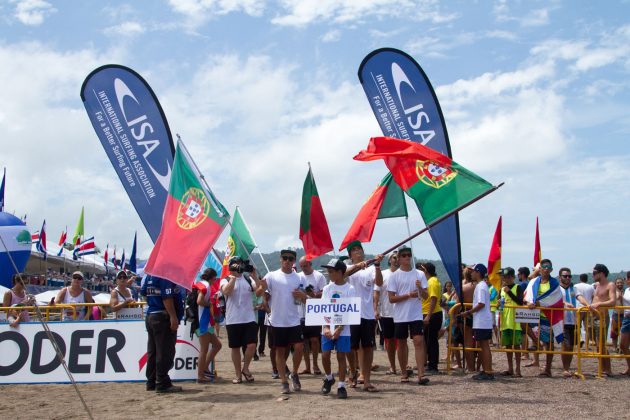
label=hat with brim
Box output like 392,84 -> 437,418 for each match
346,240 -> 363,254
280,249 -> 297,258
321,258 -> 347,274
498,267 -> 515,277
72,271 -> 84,279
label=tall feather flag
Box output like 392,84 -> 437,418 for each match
487,216 -> 502,292
36,220 -> 47,259
104,244 -> 109,270
128,232 -> 137,273
144,140 -> 229,290
72,207 -> 84,248
339,172 -> 407,251
0,167 -> 5,212
57,226 -> 67,256
219,207 -> 257,279
534,217 -> 542,266
299,165 -> 333,260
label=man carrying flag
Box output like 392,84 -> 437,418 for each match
525,259 -> 564,377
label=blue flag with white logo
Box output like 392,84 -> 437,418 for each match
81,65 -> 175,243
358,48 -> 463,298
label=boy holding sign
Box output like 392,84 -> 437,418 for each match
319,258 -> 356,399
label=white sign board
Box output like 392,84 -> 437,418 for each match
305,298 -> 361,326
115,307 -> 144,320
515,308 -> 540,324
0,320 -> 199,384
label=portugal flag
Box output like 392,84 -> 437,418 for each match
354,137 -> 494,225
487,216 -> 502,291
144,141 -> 229,290
299,166 -> 333,260
339,172 -> 407,251
219,207 -> 257,279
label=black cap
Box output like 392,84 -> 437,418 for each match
499,267 -> 515,277
321,258 -> 347,274
397,245 -> 412,254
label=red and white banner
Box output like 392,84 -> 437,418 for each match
0,320 -> 199,384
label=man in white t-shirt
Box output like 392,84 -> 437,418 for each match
298,256 -> 326,375
460,263 -> 494,380
387,246 -> 429,385
574,273 -> 595,346
374,252 -> 399,375
257,249 -> 307,395
319,258 -> 356,400
345,241 -> 383,392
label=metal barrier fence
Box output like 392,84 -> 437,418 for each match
446,303 -> 630,379
1,302 -> 146,322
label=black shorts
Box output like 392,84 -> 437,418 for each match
272,325 -> 303,348
351,318 -> 376,349
226,322 -> 258,349
379,317 -> 395,340
473,328 -> 492,341
464,315 -> 473,328
301,319 -> 321,339
394,320 -> 424,340
563,324 -> 576,348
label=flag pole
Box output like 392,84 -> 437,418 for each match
376,183 -> 504,258
177,134 -> 269,274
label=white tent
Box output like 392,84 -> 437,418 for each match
92,293 -> 111,305
35,290 -> 58,305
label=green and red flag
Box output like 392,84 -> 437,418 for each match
353,136 -> 494,225
219,207 -> 257,279
487,216 -> 502,292
534,217 -> 542,266
144,141 -> 229,290
300,166 -> 333,260
339,172 -> 407,251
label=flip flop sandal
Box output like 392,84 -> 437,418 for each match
232,378 -> 243,384
400,376 -> 410,383
501,371 -> 513,376
357,378 -> 365,385
363,385 -> 379,392
417,377 -> 429,385
349,373 -> 358,388
386,369 -> 396,375
242,370 -> 255,382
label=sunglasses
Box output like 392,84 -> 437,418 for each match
399,253 -> 412,258
117,276 -> 128,280
561,274 -> 572,278
282,255 -> 295,262
541,265 -> 552,270
72,276 -> 83,280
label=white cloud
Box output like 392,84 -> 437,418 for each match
271,0 -> 457,27
493,1 -> 550,27
167,0 -> 265,30
321,29 -> 341,43
103,21 -> 146,37
11,0 -> 56,26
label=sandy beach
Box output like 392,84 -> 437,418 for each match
3,339 -> 629,420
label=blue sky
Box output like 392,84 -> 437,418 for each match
1,0 -> 629,275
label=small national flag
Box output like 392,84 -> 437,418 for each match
487,216 -> 502,292
112,246 -> 118,270
104,244 -> 109,268
299,166 -> 334,260
31,231 -> 40,243
58,227 -> 67,246
353,137 -> 494,225
72,207 -> 84,249
144,140 -> 229,290
128,232 -> 137,273
339,172 -> 407,251
37,220 -> 47,259
534,217 -> 542,266
73,236 -> 96,260
0,167 -> 5,212
220,207 -> 257,279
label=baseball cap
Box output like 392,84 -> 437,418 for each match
498,267 -> 515,277
397,245 -> 412,254
471,263 -> 488,277
321,258 -> 347,274
280,249 -> 297,258
345,240 -> 363,254
116,270 -> 128,279
72,271 -> 84,279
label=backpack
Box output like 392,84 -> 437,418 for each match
185,288 -> 200,340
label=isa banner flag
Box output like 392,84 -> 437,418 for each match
81,65 -> 175,243
358,48 -> 463,298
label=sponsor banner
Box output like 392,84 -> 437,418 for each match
115,307 -> 144,320
0,320 -> 199,384
515,308 -> 541,324
358,48 -> 462,299
305,298 -> 361,326
81,65 -> 175,243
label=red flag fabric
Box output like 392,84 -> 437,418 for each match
299,167 -> 333,260
487,216 -> 502,291
534,217 -> 542,266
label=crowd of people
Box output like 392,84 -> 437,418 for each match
3,246 -> 629,398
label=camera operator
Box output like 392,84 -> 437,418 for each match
220,256 -> 260,384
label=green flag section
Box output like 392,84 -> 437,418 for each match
71,207 -> 84,248
354,137 -> 494,225
300,167 -> 333,260
339,172 -> 407,251
144,140 -> 229,290
219,207 -> 257,278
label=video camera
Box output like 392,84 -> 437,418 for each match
228,256 -> 254,274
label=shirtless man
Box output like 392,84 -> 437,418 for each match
462,265 -> 480,373
589,263 -> 616,376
